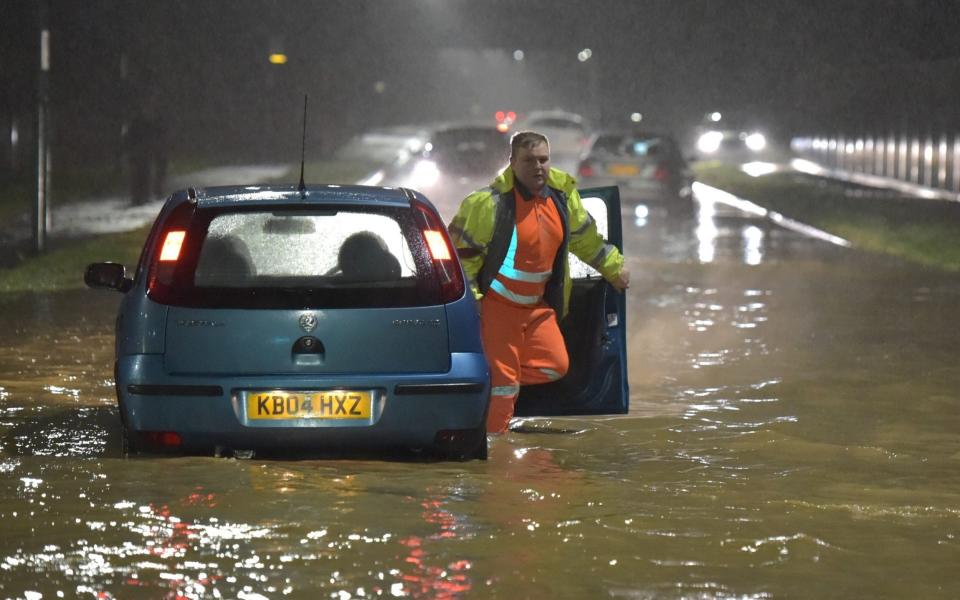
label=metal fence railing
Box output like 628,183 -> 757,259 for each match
791,133 -> 960,195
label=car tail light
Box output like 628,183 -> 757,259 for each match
653,164 -> 669,182
147,201 -> 196,302
578,160 -> 596,178
423,230 -> 451,260
412,199 -> 465,303
159,230 -> 186,261
140,431 -> 183,449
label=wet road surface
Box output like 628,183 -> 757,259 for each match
1,185 -> 959,598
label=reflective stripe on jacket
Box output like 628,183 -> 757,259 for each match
448,166 -> 624,318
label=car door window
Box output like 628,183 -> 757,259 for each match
568,195 -> 609,279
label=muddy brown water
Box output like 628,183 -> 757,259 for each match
1,194 -> 958,599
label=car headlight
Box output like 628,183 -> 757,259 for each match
406,159 -> 440,189
697,131 -> 723,154
745,132 -> 766,152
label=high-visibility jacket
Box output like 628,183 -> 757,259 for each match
448,166 -> 624,319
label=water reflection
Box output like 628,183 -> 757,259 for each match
742,225 -> 764,266
693,184 -> 768,267
395,493 -> 473,598
695,199 -> 718,263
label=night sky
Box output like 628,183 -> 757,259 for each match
3,0 -> 959,168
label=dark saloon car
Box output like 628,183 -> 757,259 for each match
577,131 -> 693,216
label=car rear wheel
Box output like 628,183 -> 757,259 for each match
120,426 -> 138,457
474,432 -> 488,461
435,425 -> 487,461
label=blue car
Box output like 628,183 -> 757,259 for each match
85,184 -> 629,460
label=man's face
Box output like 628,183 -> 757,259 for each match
510,141 -> 550,193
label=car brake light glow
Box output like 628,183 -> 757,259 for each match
424,230 -> 451,260
159,230 -> 186,262
654,165 -> 668,181
578,161 -> 596,178
141,431 -> 183,448
147,201 -> 196,302
411,198 -> 465,302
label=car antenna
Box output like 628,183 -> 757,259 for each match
298,94 -> 308,198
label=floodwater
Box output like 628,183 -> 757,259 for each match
1,186 -> 959,599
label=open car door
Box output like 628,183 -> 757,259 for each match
514,186 -> 629,416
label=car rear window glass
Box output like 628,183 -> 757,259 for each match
626,137 -> 663,156
590,135 -> 626,154
161,205 -> 447,309
592,134 -> 678,158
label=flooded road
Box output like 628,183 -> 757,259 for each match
1,186 -> 959,599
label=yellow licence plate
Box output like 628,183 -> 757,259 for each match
607,163 -> 640,176
247,391 -> 372,420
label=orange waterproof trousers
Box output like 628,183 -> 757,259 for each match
480,294 -> 569,433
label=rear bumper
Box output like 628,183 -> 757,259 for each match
117,352 -> 489,452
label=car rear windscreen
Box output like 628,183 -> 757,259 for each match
159,205 -> 448,309
593,134 -> 678,158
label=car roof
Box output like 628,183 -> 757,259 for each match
429,120 -> 502,133
163,184 -> 421,210
592,130 -> 677,140
522,109 -> 585,123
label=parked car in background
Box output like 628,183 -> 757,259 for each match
513,110 -> 592,172
335,125 -> 430,164
85,184 -> 490,460
375,122 -> 509,220
577,131 -> 694,216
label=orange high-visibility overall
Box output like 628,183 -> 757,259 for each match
481,188 -> 568,433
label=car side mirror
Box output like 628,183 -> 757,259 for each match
85,262 -> 133,293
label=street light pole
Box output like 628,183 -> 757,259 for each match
577,48 -> 599,123
34,0 -> 50,254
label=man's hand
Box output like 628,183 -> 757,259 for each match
609,268 -> 630,292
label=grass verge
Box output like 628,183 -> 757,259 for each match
0,226 -> 149,293
693,162 -> 960,271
